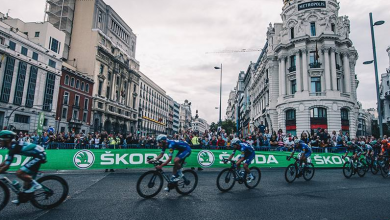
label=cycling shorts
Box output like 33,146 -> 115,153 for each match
20,152 -> 46,175
242,152 -> 255,165
175,150 -> 191,160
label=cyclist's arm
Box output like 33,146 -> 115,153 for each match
227,150 -> 236,161
236,151 -> 246,165
288,147 -> 296,159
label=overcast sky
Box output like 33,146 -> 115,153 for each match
1,0 -> 389,124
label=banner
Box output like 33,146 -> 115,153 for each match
0,149 -> 347,171
37,112 -> 44,134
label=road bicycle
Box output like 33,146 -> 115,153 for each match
342,155 -> 366,178
136,157 -> 198,198
216,159 -> 261,192
284,154 -> 315,183
0,173 -> 69,212
378,155 -> 390,178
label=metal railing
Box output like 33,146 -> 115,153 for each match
309,92 -> 326,96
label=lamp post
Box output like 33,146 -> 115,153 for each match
363,12 -> 385,138
214,64 -> 223,126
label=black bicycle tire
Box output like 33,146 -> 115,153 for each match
357,165 -> 366,178
343,162 -> 353,179
136,170 -> 163,199
285,164 -> 297,183
371,161 -> 379,175
0,181 -> 10,212
303,163 -> 315,181
30,175 -> 69,210
244,167 -> 261,189
360,158 -> 369,173
380,161 -> 390,179
175,170 -> 198,195
216,168 -> 236,192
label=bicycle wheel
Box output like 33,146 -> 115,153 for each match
303,163 -> 315,181
244,167 -> 261,189
176,170 -> 198,195
136,170 -> 163,198
380,162 -> 390,179
357,164 -> 366,178
371,161 -> 379,175
216,168 -> 236,192
0,181 -> 10,212
343,162 -> 353,179
285,164 -> 297,183
360,159 -> 369,173
30,175 -> 69,210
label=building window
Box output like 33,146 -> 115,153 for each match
35,32 -> 40,37
84,98 -> 89,110
70,77 -> 75,87
25,66 -> 38,108
133,97 -> 136,109
64,75 -> 69,85
63,92 -> 69,105
106,86 -> 110,98
98,102 -> 103,109
331,23 -> 336,32
98,10 -> 102,23
131,41 -> 135,52
108,72 -> 112,80
341,108 -> 349,133
289,55 -> 296,72
49,59 -> 56,68
13,61 -> 27,106
311,108 -> 327,118
0,36 -> 4,45
73,110 -> 78,120
62,107 -> 67,119
98,81 -> 103,96
32,52 -> 39,61
21,47 -> 28,56
43,72 -> 56,111
311,77 -> 321,95
310,22 -> 316,36
81,82 -> 85,91
74,95 -> 80,107
134,85 -> 137,92
43,119 -> 48,126
99,64 -> 104,74
49,37 -> 60,53
76,79 -> 80,89
14,114 -> 30,124
0,57 -> 16,103
341,109 -> 349,120
291,80 -> 296,94
290,27 -> 294,39
8,41 -> 16,51
83,112 -> 87,122
85,83 -> 90,93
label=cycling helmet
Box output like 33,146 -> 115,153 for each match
0,130 -> 16,141
346,141 -> 353,146
231,138 -> 241,145
370,140 -> 377,146
294,139 -> 300,144
381,139 -> 388,145
156,134 -> 167,143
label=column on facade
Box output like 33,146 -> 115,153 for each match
323,48 -> 331,91
110,73 -> 116,100
278,58 -> 282,96
296,50 -> 302,92
330,48 -> 338,91
343,53 -> 351,93
280,56 -> 286,96
8,59 -> 20,104
301,49 -> 308,92
21,64 -> 31,106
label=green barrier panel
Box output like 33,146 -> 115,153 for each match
0,149 -> 346,171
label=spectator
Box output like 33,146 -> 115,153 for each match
41,132 -> 50,149
210,136 -> 218,149
258,121 -> 266,134
216,136 -> 226,149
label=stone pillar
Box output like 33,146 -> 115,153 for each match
324,48 -> 331,91
301,49 -> 309,92
279,58 -> 283,96
281,56 -> 286,95
330,48 -> 338,91
343,53 -> 351,93
296,51 -> 302,92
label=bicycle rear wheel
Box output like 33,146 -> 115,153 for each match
0,181 -> 10,212
343,162 -> 353,179
371,161 -> 379,175
285,164 -> 297,183
136,171 -> 163,198
357,164 -> 366,178
176,170 -> 198,195
380,162 -> 390,179
303,163 -> 315,181
360,159 -> 369,173
216,168 -> 236,192
244,167 -> 261,189
31,175 -> 69,210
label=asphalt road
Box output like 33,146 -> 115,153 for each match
0,168 -> 389,220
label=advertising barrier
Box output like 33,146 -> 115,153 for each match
0,149 -> 346,171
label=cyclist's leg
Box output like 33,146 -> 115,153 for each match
174,150 -> 191,176
18,157 -> 43,190
244,153 -> 255,173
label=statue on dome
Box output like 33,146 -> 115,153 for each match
267,23 -> 274,33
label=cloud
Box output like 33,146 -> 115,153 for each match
3,0 -> 390,124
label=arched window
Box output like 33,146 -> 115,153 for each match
70,78 -> 75,87
64,75 -> 69,85
341,108 -> 350,134
80,82 -> 85,91
76,80 -> 80,89
310,107 -> 328,132
286,109 -> 296,136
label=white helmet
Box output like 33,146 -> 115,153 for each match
156,134 -> 167,143
231,138 -> 241,145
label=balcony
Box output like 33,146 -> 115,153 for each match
284,94 -> 295,100
340,93 -> 350,98
309,62 -> 322,69
336,64 -> 341,70
288,66 -> 296,73
309,92 -> 326,97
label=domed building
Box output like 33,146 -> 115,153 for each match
250,0 -> 359,137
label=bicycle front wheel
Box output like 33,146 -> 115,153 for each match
136,170 -> 163,198
216,168 -> 236,192
176,170 -> 198,195
285,164 -> 297,183
0,181 -> 10,212
343,162 -> 353,179
31,175 -> 69,210
371,161 -> 379,175
380,163 -> 390,179
303,163 -> 315,181
244,167 -> 261,189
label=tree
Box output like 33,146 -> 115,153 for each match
209,122 -> 217,132
221,120 -> 236,135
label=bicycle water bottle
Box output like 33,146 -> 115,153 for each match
12,180 -> 21,190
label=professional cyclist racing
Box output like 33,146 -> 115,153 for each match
0,130 -> 46,204
287,140 -> 312,167
151,135 -> 191,183
342,141 -> 363,166
380,139 -> 390,175
226,138 -> 255,183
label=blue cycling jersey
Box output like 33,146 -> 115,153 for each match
232,143 -> 255,157
294,143 -> 312,153
5,142 -> 46,166
161,140 -> 191,157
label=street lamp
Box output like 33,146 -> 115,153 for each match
214,64 -> 222,126
363,12 -> 385,138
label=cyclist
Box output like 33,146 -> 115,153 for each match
342,141 -> 363,165
0,130 -> 46,204
287,140 -> 312,166
152,134 -> 191,182
226,138 -> 255,183
380,139 -> 390,175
